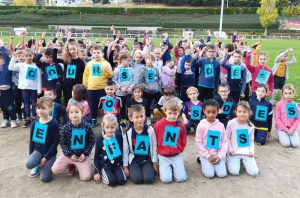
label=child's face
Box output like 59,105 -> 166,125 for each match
167,62 -> 174,69
164,93 -> 173,101
80,52 -> 86,61
255,87 -> 267,100
68,44 -> 78,57
165,109 -> 180,122
129,110 -> 145,129
37,104 -> 51,119
133,89 -> 142,99
203,105 -> 218,123
182,42 -> 188,48
121,58 -> 131,67
57,53 -> 63,59
206,48 -> 215,59
178,48 -> 184,57
282,88 -> 294,102
185,49 -> 191,55
134,54 -> 143,64
24,52 -> 33,63
184,62 -> 191,70
187,90 -> 199,101
16,54 -> 24,63
45,55 -> 53,64
105,85 -> 116,97
251,48 -> 256,54
258,55 -> 268,66
93,49 -> 103,61
102,121 -> 118,138
218,86 -> 230,100
233,53 -> 242,64
146,58 -> 153,66
280,54 -> 287,62
236,106 -> 250,122
69,106 -> 83,123
44,91 -> 57,100
154,51 -> 161,59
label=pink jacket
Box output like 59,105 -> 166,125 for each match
195,119 -> 228,159
275,99 -> 300,132
161,65 -> 176,88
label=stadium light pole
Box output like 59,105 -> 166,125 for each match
219,0 -> 224,38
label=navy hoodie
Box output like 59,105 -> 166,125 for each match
180,54 -> 195,87
249,97 -> 273,131
0,46 -> 12,87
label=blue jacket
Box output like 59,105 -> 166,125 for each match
220,55 -> 247,94
0,46 -> 12,87
249,97 -> 273,131
191,57 -> 220,89
162,39 -> 172,66
53,102 -> 67,126
180,54 -> 195,86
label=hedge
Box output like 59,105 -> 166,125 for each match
162,22 -> 279,29
0,21 -> 159,26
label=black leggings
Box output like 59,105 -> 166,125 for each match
143,91 -> 162,117
197,86 -> 215,102
101,166 -> 126,186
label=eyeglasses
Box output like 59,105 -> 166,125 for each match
126,59 -> 132,62
207,51 -> 215,53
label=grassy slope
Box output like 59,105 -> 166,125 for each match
2,36 -> 299,102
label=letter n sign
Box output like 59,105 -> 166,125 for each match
103,136 -> 121,160
134,135 -> 150,155
26,67 -> 37,81
71,129 -> 86,150
46,66 -> 58,80
163,126 -> 180,147
206,130 -> 221,150
32,122 -> 48,144
102,96 -> 116,113
286,103 -> 298,119
255,106 -> 268,121
236,129 -> 250,147
92,64 -> 101,77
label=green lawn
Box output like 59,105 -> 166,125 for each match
1,36 -> 299,102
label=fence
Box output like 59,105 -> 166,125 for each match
1,31 -> 300,40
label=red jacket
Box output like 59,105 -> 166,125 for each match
154,118 -> 187,156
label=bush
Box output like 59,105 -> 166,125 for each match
281,5 -> 300,16
162,22 -> 279,29
0,9 -> 21,15
241,7 -> 258,14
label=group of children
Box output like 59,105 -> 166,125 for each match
0,28 -> 299,185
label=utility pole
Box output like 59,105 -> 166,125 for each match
219,0 -> 224,38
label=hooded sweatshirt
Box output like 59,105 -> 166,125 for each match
275,99 -> 300,132
112,65 -> 138,96
139,66 -> 161,94
195,119 -> 228,159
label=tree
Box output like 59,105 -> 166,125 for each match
257,0 -> 278,36
13,0 -> 35,6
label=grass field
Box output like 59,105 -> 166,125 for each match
1,36 -> 299,102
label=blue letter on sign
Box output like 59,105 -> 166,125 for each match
255,70 -> 270,84
92,64 -> 101,77
163,126 -> 180,147
286,103 -> 298,118
120,68 -> 130,82
190,106 -> 201,120
32,122 -> 48,144
26,67 -> 37,81
46,66 -> 58,80
134,135 -> 150,155
146,70 -> 155,83
231,66 -> 241,79
206,130 -> 221,150
66,65 -> 76,79
221,102 -> 233,115
204,64 -> 214,78
103,136 -> 121,160
236,129 -> 250,147
255,106 -> 268,121
102,96 -> 116,113
71,129 -> 86,150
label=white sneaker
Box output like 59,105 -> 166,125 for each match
146,117 -> 151,126
1,119 -> 9,128
10,120 -> 17,128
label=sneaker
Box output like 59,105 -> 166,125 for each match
146,117 -> 151,126
91,119 -> 97,128
68,165 -> 76,176
196,155 -> 201,164
17,114 -> 23,121
22,120 -> 32,128
10,120 -> 17,128
1,119 -> 9,128
29,166 -> 40,178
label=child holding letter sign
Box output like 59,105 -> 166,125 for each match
26,97 -> 60,182
249,84 -> 273,146
275,84 -> 300,148
123,105 -> 158,184
154,99 -> 187,183
94,114 -> 125,186
195,99 -> 228,178
226,101 -> 259,176
52,102 -> 95,181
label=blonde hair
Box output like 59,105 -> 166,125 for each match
134,50 -> 143,57
186,86 -> 198,95
24,48 -> 34,55
119,50 -> 131,62
102,113 -> 118,128
145,52 -> 155,61
258,51 -> 269,60
63,39 -> 80,64
128,104 -> 145,118
164,98 -> 183,112
153,48 -> 161,53
36,97 -> 53,110
68,101 -> 85,116
282,84 -> 295,94
16,50 -> 24,55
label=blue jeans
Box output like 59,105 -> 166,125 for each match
185,120 -> 198,134
22,89 -> 37,118
88,89 -> 106,120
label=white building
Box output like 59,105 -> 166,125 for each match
49,0 -> 82,6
